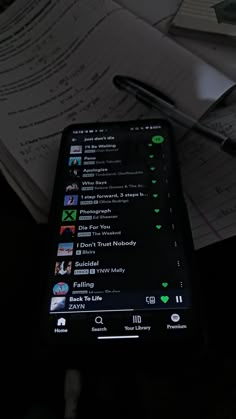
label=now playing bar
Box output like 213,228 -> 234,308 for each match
50,291 -> 189,314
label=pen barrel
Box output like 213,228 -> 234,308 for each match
154,102 -> 198,131
194,121 -> 236,157
164,106 -> 236,157
113,75 -> 235,157
194,122 -> 227,146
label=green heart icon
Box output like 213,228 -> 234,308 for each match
160,296 -> 169,304
155,225 -> 162,230
162,282 -> 168,288
152,135 -> 165,144
149,154 -> 154,159
150,166 -> 156,171
152,180 -> 157,184
154,209 -> 160,213
153,194 -> 158,198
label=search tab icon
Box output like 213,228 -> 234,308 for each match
95,316 -> 103,325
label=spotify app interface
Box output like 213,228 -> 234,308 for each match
47,121 -> 194,343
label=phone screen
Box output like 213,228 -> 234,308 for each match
44,120 -> 199,346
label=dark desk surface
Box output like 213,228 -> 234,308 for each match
2,173 -> 236,419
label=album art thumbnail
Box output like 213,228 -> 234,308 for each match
60,225 -> 75,240
70,145 -> 82,154
50,296 -> 66,311
57,242 -> 74,256
64,195 -> 78,206
53,282 -> 69,296
55,260 -> 72,275
69,156 -> 81,166
65,182 -> 80,193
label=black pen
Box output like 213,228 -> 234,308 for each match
113,75 -> 236,157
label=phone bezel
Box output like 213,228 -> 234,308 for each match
39,119 -> 205,365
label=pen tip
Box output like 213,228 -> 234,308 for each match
221,137 -> 236,157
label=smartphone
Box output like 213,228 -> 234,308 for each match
41,119 -> 203,362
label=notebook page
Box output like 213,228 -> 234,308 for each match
0,0 -> 30,31
179,103 -> 236,249
177,35 -> 236,82
0,160 -> 45,221
0,0 -> 234,218
173,0 -> 236,36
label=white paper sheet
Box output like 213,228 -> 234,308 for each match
179,103 -> 236,249
0,0 -> 235,250
0,0 -> 233,215
177,35 -> 236,83
115,0 -> 181,25
169,0 -> 236,83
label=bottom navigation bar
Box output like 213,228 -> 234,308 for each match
97,335 -> 139,340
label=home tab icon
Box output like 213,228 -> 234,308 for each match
57,317 -> 66,326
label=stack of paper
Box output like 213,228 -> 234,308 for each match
0,0 -> 235,250
170,0 -> 236,39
